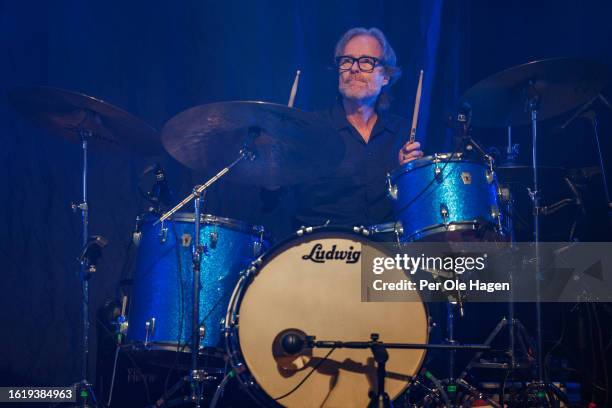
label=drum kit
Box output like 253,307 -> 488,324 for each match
9,57 -> 612,407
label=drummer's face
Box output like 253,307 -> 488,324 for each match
338,35 -> 389,104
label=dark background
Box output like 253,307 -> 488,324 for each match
1,0 -> 611,404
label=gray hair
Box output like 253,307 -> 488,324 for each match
334,27 -> 402,110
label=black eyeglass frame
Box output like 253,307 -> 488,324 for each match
335,55 -> 383,73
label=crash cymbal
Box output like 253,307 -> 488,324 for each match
161,101 -> 344,187
9,86 -> 162,155
460,58 -> 611,127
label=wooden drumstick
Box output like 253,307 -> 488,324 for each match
409,69 -> 424,144
288,69 -> 301,108
121,295 -> 128,316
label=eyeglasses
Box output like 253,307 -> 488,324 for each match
335,55 -> 381,73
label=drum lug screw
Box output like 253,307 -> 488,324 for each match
440,203 -> 449,225
209,231 -> 218,248
253,240 -> 262,257
386,173 -> 398,200
159,226 -> 168,244
434,166 -> 443,182
144,317 -> 156,346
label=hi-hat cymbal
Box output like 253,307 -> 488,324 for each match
161,101 -> 344,187
9,86 -> 162,156
460,58 -> 611,127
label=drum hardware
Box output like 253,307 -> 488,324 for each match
77,235 -> 108,275
295,219 -> 330,236
142,136 -> 262,406
158,225 -> 169,243
439,203 -> 449,225
457,102 -> 494,168
144,318 -> 156,347
386,173 -> 398,200
209,230 -> 218,248
561,92 -> 612,230
459,58 -> 611,405
367,221 -> 404,244
9,86 -> 165,408
434,164 -> 443,181
502,126 -> 520,165
198,326 -> 206,351
409,308 -> 534,407
132,214 -> 144,247
275,330 -> 491,408
190,187 -> 205,406
151,150 -> 252,406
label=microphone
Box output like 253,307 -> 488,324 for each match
139,163 -> 172,213
275,329 -> 308,355
457,102 -> 472,129
151,165 -> 171,205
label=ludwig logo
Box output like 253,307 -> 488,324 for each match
302,243 -> 361,264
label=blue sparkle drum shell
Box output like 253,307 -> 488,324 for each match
126,213 -> 269,353
389,153 -> 504,242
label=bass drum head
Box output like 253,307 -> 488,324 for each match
228,230 -> 428,407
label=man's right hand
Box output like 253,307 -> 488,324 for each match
398,141 -> 424,165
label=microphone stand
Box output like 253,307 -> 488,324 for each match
295,333 -> 490,408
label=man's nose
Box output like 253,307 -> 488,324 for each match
349,60 -> 360,73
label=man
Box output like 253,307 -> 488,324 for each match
293,27 -> 423,228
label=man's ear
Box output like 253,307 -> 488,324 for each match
382,75 -> 390,86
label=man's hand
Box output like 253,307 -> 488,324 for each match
398,141 -> 424,165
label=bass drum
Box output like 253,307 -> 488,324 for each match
225,228 -> 428,407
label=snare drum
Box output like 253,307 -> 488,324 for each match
388,153 -> 504,242
225,228 -> 428,407
127,213 -> 269,354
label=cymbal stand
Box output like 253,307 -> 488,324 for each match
524,82 -> 544,385
560,92 -> 612,232
525,82 -> 569,405
588,95 -> 612,230
70,115 -> 100,407
155,133 -> 256,407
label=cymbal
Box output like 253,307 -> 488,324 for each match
161,101 -> 344,187
460,58 -> 611,127
9,86 -> 162,155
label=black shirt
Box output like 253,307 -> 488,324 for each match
293,102 -> 410,227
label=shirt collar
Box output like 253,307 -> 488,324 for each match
330,99 -> 400,136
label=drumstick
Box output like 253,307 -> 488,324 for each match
287,69 -> 301,108
121,295 -> 128,316
409,69 -> 424,144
